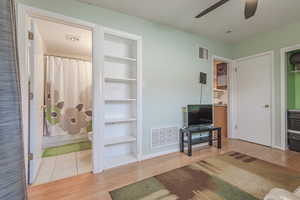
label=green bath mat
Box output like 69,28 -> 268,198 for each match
42,141 -> 92,157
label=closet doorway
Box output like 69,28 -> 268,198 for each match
28,18 -> 93,185
212,58 -> 230,138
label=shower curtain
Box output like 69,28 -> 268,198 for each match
45,56 -> 93,137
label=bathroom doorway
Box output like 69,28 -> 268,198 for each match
28,17 -> 93,185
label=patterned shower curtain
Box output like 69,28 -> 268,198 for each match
45,56 -> 93,136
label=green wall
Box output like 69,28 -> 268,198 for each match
233,21 -> 300,147
287,50 -> 300,109
18,0 -> 233,155
287,52 -> 295,109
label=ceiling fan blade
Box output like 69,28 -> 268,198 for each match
245,0 -> 258,19
195,0 -> 230,18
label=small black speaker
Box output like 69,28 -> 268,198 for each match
199,72 -> 207,84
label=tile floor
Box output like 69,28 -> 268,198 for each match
33,150 -> 92,185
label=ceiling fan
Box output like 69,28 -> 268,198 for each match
195,0 -> 258,19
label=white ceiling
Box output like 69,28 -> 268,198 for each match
79,0 -> 300,43
35,19 -> 92,59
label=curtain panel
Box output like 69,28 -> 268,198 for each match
0,0 -> 27,199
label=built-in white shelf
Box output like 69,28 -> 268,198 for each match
104,136 -> 137,146
105,99 -> 137,103
105,54 -> 137,62
104,154 -> 137,169
101,29 -> 141,171
105,77 -> 137,83
105,118 -> 137,124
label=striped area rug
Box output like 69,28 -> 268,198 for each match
110,152 -> 300,200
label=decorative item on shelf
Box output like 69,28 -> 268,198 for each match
216,63 -> 227,89
214,89 -> 225,99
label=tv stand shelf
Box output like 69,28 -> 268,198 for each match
183,136 -> 218,145
180,126 -> 222,156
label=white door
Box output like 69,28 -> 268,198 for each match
236,53 -> 272,146
28,21 -> 45,184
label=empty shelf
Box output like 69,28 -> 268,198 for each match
105,77 -> 137,83
289,70 -> 300,73
104,136 -> 137,146
288,129 -> 300,134
105,118 -> 137,124
105,54 -> 137,62
105,99 -> 136,102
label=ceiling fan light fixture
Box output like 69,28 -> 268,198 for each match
66,34 -> 80,42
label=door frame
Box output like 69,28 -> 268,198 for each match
234,51 -> 276,148
211,56 -> 235,139
280,44 -> 300,150
17,4 -> 103,182
27,21 -> 46,183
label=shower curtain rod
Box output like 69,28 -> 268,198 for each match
45,54 -> 91,62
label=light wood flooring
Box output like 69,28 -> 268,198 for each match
28,139 -> 300,200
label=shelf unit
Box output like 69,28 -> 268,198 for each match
100,28 -> 142,170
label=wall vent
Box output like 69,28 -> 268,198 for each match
199,47 -> 209,60
151,126 -> 179,149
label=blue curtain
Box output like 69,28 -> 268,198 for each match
0,0 -> 27,199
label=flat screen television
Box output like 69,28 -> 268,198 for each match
187,104 -> 213,126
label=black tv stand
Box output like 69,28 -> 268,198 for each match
179,126 -> 222,156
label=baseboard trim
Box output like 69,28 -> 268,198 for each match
273,144 -> 285,151
141,142 -> 209,161
141,148 -> 179,161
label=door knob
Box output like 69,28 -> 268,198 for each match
264,104 -> 270,108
